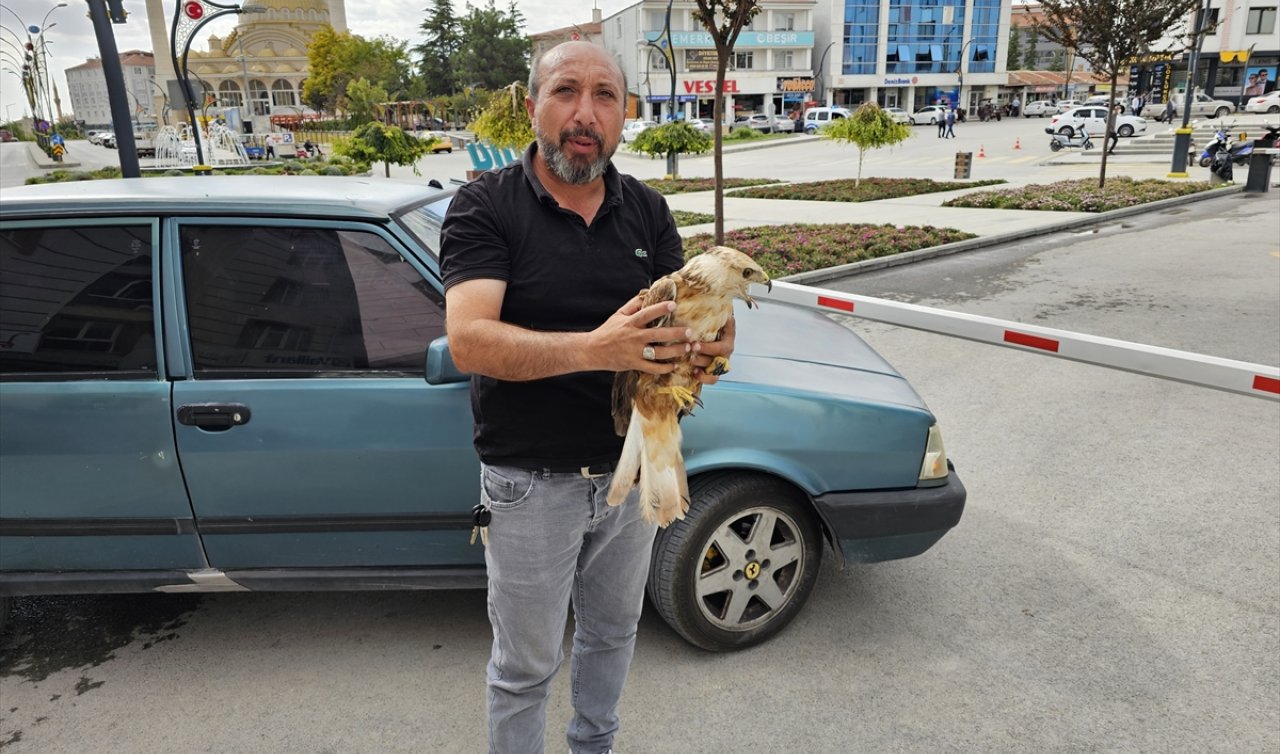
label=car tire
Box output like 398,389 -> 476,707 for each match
1118,124 -> 1135,137
1269,105 -> 1280,114
1049,140 -> 1063,152
929,117 -> 938,125
647,472 -> 824,652
1214,107 -> 1230,119
1058,126 -> 1075,137
805,126 -> 817,135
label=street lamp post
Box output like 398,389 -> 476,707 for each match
1169,0 -> 1212,178
1,2 -> 65,154
815,41 -> 836,106
954,38 -> 977,113
170,0 -> 264,171
642,0 -> 678,177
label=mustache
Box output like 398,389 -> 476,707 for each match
560,126 -> 604,148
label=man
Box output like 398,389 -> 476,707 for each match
944,107 -> 956,138
440,41 -> 734,754
1106,104 -> 1121,155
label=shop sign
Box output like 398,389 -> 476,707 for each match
647,30 -> 814,48
777,77 -> 815,93
646,95 -> 699,103
685,49 -> 718,72
683,79 -> 740,94
883,76 -> 917,86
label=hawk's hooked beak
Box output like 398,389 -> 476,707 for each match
745,279 -> 770,309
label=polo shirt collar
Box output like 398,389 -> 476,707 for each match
521,142 -> 624,210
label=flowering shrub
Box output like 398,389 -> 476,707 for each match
942,177 -> 1223,212
732,176 -> 1004,202
671,210 -> 715,227
683,223 -> 975,277
644,177 -> 780,194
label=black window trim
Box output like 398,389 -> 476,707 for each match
0,217 -> 164,383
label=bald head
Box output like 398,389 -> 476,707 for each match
529,41 -> 626,100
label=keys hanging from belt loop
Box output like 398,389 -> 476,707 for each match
470,503 -> 491,546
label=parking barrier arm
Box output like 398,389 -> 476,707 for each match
758,280 -> 1280,401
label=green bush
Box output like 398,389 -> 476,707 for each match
321,165 -> 345,176
725,127 -> 765,141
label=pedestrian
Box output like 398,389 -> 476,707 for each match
439,40 -> 734,754
944,107 -> 956,138
1164,98 -> 1176,123
1011,95 -> 1021,117
937,111 -> 946,138
1106,104 -> 1121,155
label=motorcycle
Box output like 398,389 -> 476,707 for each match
1198,125 -> 1253,167
1046,126 -> 1094,151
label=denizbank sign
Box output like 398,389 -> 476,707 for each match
645,30 -> 814,48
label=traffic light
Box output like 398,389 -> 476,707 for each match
107,0 -> 128,23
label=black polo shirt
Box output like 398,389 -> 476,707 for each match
440,143 -> 684,468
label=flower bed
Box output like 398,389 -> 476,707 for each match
644,177 -> 780,194
25,158 -> 365,184
941,177 -> 1224,212
671,210 -> 715,227
683,223 -> 975,278
731,176 -> 1005,202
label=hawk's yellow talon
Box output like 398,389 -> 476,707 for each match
657,385 -> 699,410
708,356 -> 731,376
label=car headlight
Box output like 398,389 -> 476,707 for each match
918,423 -> 949,484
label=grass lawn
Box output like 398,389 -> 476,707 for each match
684,223 -> 975,278
731,176 -> 1006,202
644,177 -> 781,194
671,210 -> 715,227
942,177 -> 1227,212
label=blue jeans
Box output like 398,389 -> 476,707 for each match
481,464 -> 656,754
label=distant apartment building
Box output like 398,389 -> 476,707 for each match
1176,1 -> 1278,104
65,51 -> 156,129
530,7 -> 605,62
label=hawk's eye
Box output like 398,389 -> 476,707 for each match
741,269 -> 753,279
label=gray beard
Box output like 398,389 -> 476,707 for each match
538,128 -> 614,185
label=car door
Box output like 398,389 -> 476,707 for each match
0,219 -> 204,572
166,217 -> 480,571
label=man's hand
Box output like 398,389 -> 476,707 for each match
589,294 -> 693,375
691,316 -> 736,385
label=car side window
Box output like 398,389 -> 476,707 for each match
0,224 -> 157,380
180,224 -> 444,378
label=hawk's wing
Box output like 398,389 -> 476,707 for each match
612,277 -> 680,436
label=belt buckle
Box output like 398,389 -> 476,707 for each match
580,465 -> 607,479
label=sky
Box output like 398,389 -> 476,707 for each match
0,0 -> 630,124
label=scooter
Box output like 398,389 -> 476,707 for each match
1198,125 -> 1253,167
1046,126 -> 1093,151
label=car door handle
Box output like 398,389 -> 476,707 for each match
177,403 -> 251,431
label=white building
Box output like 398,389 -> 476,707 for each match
65,51 -> 157,129
601,0 -> 820,123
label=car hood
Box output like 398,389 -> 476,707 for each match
725,299 -> 927,410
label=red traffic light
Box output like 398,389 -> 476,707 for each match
184,2 -> 205,20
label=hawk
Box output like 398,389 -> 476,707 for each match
608,246 -> 771,526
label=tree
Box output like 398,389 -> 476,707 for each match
470,82 -> 534,149
1007,27 -> 1024,70
824,104 -> 912,187
416,0 -> 461,96
1035,0 -> 1200,186
628,122 -> 713,169
333,122 -> 432,178
1022,32 -> 1040,70
345,78 -> 389,126
304,29 -> 418,115
691,0 -> 763,244
454,0 -> 529,91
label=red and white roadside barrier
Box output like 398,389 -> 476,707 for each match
759,280 -> 1280,401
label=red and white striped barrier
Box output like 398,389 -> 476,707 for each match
759,280 -> 1280,402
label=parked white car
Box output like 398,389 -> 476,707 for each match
884,107 -> 911,124
801,106 -> 851,134
1022,100 -> 1057,117
1055,100 -> 1082,113
1140,92 -> 1235,120
1245,90 -> 1280,114
621,119 -> 657,143
688,117 -> 718,133
1050,106 -> 1147,137
910,105 -> 949,125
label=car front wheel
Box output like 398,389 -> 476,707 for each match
1213,107 -> 1230,119
1058,126 -> 1075,136
648,472 -> 824,652
1118,124 -> 1135,137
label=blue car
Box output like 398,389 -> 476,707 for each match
0,177 -> 965,651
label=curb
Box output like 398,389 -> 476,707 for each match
25,142 -> 80,169
779,184 -> 1246,285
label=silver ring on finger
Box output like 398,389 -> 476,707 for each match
642,345 -> 656,361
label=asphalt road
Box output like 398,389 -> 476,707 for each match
1,183 -> 1276,751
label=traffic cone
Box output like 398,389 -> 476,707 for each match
1014,137 -> 1021,150
978,144 -> 987,158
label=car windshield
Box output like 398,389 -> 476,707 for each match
395,194 -> 454,261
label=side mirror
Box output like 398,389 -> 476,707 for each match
425,335 -> 469,385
